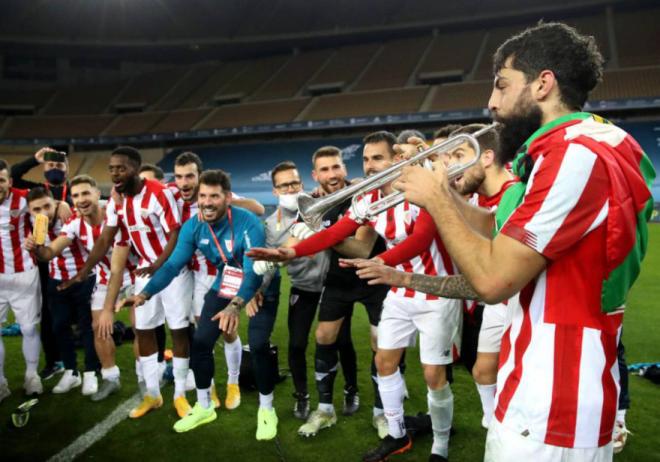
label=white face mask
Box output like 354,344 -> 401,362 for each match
278,193 -> 300,212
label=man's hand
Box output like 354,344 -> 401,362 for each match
351,259 -> 411,287
23,233 -> 38,252
246,292 -> 264,318
97,311 -> 115,340
247,247 -> 296,263
134,264 -> 159,278
57,270 -> 89,291
338,256 -> 384,268
116,293 -> 148,311
57,201 -> 73,223
212,297 -> 243,333
34,147 -> 56,164
393,160 -> 449,209
289,223 -> 315,240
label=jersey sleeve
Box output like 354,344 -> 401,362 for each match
293,215 -> 361,257
155,187 -> 181,233
378,208 -> 436,266
500,143 -> 610,261
142,218 -> 197,296
105,197 -> 119,227
59,217 -> 79,241
236,216 -> 265,301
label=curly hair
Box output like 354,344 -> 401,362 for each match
493,21 -> 604,110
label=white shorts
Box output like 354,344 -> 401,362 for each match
478,303 -> 508,353
193,272 -> 216,318
134,269 -> 193,330
377,294 -> 462,365
0,267 -> 41,327
91,283 -> 134,311
485,418 -> 613,462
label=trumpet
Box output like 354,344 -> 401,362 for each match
297,122 -> 498,229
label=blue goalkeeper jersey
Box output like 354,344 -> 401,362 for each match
143,206 -> 264,301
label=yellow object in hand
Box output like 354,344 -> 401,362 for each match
33,214 -> 49,245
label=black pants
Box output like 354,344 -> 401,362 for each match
287,286 -> 356,395
38,262 -> 60,367
193,290 -> 278,395
48,276 -> 98,372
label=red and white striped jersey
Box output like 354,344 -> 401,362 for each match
471,179 -> 519,211
495,123 -> 624,449
0,188 -> 35,274
43,215 -> 87,281
60,212 -> 134,287
106,179 -> 180,268
171,187 -> 218,276
349,191 -> 454,300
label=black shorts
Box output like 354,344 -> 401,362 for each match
318,282 -> 389,327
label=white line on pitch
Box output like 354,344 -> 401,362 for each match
47,393 -> 141,462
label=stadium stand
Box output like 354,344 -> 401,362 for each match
0,87 -> 54,113
306,43 -> 380,91
303,87 -> 429,120
252,49 -> 333,101
178,62 -> 246,108
351,36 -> 431,91
149,109 -> 212,134
216,55 -> 289,102
43,81 -> 125,115
614,6 -> 660,67
103,112 -> 166,136
114,67 -> 188,109
591,67 -> 660,101
153,64 -> 219,111
417,30 -> 485,81
427,80 -> 493,111
197,98 -> 311,129
3,115 -> 115,138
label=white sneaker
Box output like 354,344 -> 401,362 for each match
613,420 -> 631,454
0,380 -> 10,403
52,370 -> 82,394
82,371 -> 98,396
24,374 -> 43,396
185,369 -> 196,391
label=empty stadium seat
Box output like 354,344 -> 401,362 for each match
154,64 -> 219,111
615,6 -> 660,67
104,112 -> 166,136
427,80 -> 493,111
149,109 -> 212,133
307,43 -> 380,90
179,62 -> 246,108
590,67 -> 660,101
115,67 -> 188,108
216,55 -> 289,101
43,81 -> 125,115
417,30 -> 485,81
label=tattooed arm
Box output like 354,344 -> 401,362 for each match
353,259 -> 479,299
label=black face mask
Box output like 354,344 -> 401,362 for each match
44,169 -> 66,185
494,89 -> 544,165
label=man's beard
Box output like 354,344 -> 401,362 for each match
454,167 -> 485,196
494,90 -> 543,164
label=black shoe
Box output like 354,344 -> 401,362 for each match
404,412 -> 432,438
293,392 -> 310,420
429,455 -> 448,462
343,387 -> 360,416
362,434 -> 412,462
39,362 -> 64,381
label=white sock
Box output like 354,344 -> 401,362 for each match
378,370 -> 406,439
172,357 -> 189,398
318,403 -> 334,413
135,359 -> 144,383
101,366 -> 120,381
476,382 -> 496,426
0,335 -> 5,383
197,386 -> 212,409
224,336 -> 242,385
617,408 -> 627,424
428,384 -> 453,458
259,392 -> 274,410
20,324 -> 41,377
140,353 -> 160,397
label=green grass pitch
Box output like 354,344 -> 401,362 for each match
1,225 -> 659,461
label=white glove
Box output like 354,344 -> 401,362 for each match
253,260 -> 276,276
289,222 -> 316,240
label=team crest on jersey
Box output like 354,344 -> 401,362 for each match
224,240 -> 233,252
